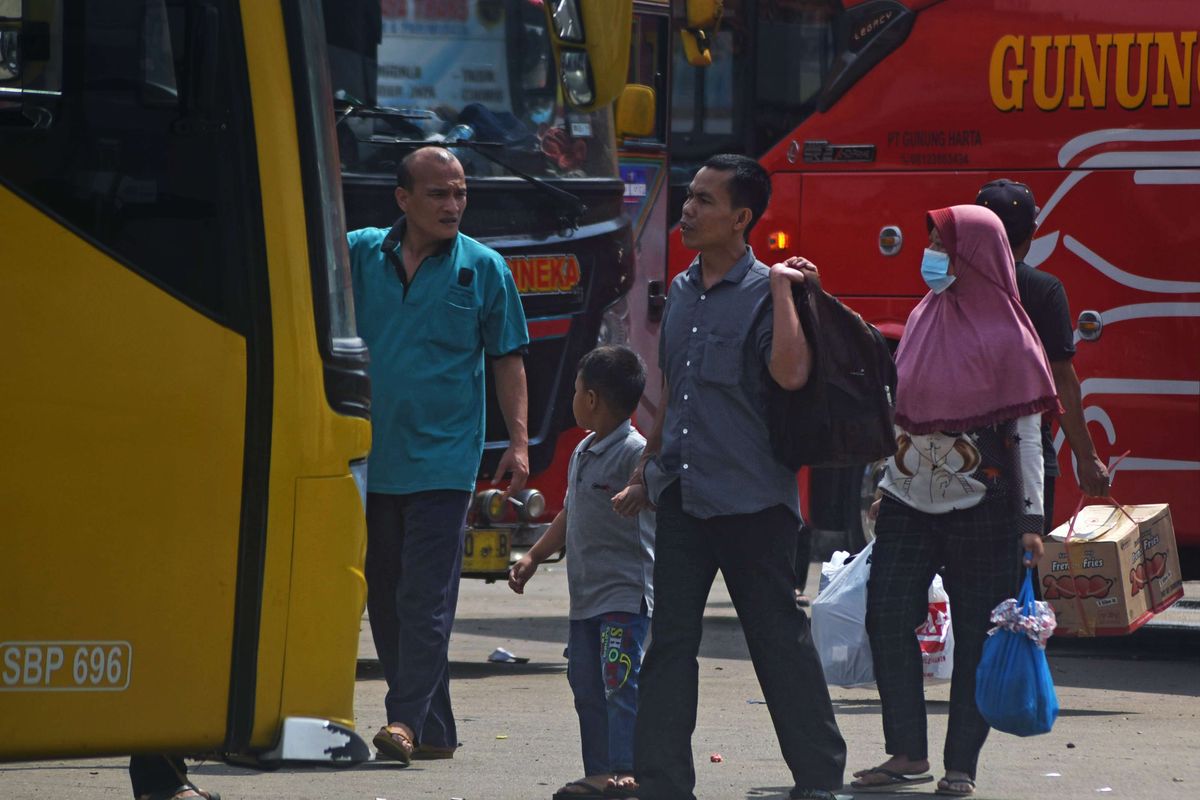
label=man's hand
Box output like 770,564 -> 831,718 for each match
769,256 -> 818,288
1077,455 -> 1111,497
1022,533 -> 1045,567
613,481 -> 653,518
493,443 -> 530,497
508,555 -> 537,594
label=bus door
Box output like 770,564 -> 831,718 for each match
622,3 -> 672,420
1,0 -> 371,762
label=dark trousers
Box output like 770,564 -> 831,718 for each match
128,755 -> 186,798
634,483 -> 847,800
366,490 -> 470,748
865,496 -> 1021,779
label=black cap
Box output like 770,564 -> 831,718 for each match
976,178 -> 1038,248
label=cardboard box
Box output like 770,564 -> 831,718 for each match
1038,503 -> 1184,636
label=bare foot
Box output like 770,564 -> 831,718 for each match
937,770 -> 976,796
606,772 -> 639,796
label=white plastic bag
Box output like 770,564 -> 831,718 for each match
812,541 -> 955,687
812,541 -> 876,687
818,550 -> 853,594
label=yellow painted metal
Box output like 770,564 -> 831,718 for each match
0,187 -> 246,757
545,1 -> 634,111
277,477 -> 368,727
0,0 -> 370,760
617,83 -> 658,139
239,0 -> 370,749
462,530 -> 512,574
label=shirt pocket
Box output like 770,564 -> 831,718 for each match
698,334 -> 742,386
430,297 -> 481,352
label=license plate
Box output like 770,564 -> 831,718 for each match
462,529 -> 510,574
1,641 -> 132,692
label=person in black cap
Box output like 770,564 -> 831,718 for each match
976,179 -> 1111,527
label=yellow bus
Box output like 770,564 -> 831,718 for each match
0,0 -> 634,763
0,0 -> 372,762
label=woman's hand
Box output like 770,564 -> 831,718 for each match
1021,533 -> 1045,567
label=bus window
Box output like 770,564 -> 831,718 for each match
0,0 -> 264,333
333,0 -> 618,183
667,0 -> 839,221
753,0 -> 838,153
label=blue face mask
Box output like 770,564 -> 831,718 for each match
920,248 -> 955,293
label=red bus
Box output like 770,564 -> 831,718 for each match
648,0 -> 1200,553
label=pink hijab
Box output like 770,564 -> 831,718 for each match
894,204 -> 1059,434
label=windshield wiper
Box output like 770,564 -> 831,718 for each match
445,138 -> 589,236
334,99 -> 589,235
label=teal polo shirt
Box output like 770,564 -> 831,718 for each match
347,219 -> 529,494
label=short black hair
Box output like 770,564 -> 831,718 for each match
396,146 -> 456,190
702,154 -> 772,239
577,345 -> 646,418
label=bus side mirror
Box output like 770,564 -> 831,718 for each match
674,0 -> 723,67
543,0 -> 631,111
683,0 -> 723,28
616,84 -> 656,139
679,29 -> 712,67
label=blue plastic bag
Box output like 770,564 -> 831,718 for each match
975,568 -> 1059,737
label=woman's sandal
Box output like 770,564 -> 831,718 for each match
935,776 -> 976,797
411,742 -> 456,760
551,779 -> 609,799
138,785 -> 220,800
372,724 -> 415,765
604,773 -> 639,798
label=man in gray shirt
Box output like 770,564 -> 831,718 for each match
614,155 -> 847,800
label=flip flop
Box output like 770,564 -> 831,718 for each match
139,785 -> 221,800
935,777 -> 976,797
603,774 -> 639,798
850,768 -> 935,791
372,725 -> 414,765
552,780 -> 608,799
789,789 -> 852,800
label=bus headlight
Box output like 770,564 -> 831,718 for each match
476,489 -> 507,524
597,296 -> 630,346
559,50 -> 595,107
510,489 -> 546,521
549,0 -> 585,43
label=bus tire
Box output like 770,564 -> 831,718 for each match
845,459 -> 888,553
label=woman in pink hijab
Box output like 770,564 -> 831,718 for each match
850,205 -> 1058,797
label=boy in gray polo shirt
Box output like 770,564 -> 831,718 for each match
509,345 -> 655,799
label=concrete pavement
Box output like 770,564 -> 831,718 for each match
1,563 -> 1197,800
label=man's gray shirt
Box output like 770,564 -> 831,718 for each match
565,419 -> 656,621
644,247 -> 800,520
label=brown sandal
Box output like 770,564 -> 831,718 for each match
412,743 -> 456,760
372,724 -> 415,764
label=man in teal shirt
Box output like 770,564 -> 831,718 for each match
347,146 -> 530,764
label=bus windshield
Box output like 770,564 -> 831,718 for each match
326,0 -> 617,181
670,0 -> 840,163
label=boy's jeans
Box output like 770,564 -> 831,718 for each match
568,610 -> 650,776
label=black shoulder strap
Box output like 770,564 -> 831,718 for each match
381,216 -> 406,279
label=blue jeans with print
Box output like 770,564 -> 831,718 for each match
568,610 -> 650,776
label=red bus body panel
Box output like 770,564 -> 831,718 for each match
667,0 -> 1200,543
